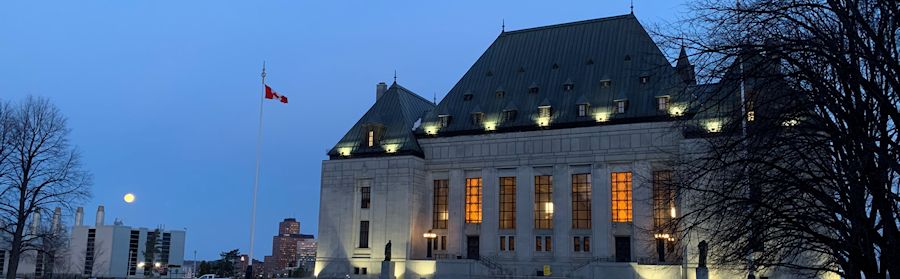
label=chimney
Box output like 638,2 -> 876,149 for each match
96,205 -> 105,227
51,207 -> 61,233
75,207 -> 84,226
31,209 -> 41,233
376,82 -> 388,100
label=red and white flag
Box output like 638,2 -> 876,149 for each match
265,85 -> 288,104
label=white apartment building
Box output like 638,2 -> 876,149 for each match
68,206 -> 186,278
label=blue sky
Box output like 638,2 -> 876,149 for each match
0,0 -> 688,260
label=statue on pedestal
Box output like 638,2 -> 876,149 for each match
384,240 -> 392,261
698,240 -> 708,268
696,240 -> 710,279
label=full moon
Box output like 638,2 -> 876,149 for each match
123,193 -> 135,203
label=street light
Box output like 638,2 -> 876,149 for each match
423,230 -> 437,259
138,262 -> 146,268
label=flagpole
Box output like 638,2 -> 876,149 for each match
247,61 -> 266,279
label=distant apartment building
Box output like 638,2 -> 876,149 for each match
260,218 -> 315,277
297,237 -> 317,271
68,206 -> 187,278
271,218 -> 301,272
236,254 -> 263,279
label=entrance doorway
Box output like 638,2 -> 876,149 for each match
466,236 -> 480,260
615,236 -> 631,262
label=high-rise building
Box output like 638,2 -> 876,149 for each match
262,218 -> 315,277
296,237 -> 317,271
271,218 -> 302,272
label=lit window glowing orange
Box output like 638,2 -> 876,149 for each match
611,172 -> 633,222
465,178 -> 482,224
534,175 -> 553,229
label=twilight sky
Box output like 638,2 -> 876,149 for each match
0,0 -> 688,260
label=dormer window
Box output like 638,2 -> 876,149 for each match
615,100 -> 628,114
463,93 -> 474,101
502,110 -> 517,122
362,124 -> 383,148
577,104 -> 589,117
539,106 -> 552,118
563,83 -> 575,91
657,96 -> 670,111
438,115 -> 451,128
496,90 -> 506,98
600,80 -> 612,88
471,112 -> 484,126
640,76 -> 650,85
529,86 -> 540,94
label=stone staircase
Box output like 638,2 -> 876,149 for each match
478,256 -> 511,277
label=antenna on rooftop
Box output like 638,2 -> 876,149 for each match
502,19 -> 505,32
630,0 -> 634,14
433,92 -> 437,105
393,70 -> 397,83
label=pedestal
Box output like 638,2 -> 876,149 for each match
696,267 -> 709,279
380,261 -> 396,279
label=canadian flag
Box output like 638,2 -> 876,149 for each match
265,85 -> 288,104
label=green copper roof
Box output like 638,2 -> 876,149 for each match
328,82 -> 434,159
415,14 -> 686,135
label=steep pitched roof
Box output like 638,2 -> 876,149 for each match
416,14 -> 684,135
328,82 -> 434,159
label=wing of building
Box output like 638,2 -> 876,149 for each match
316,14 -> 774,279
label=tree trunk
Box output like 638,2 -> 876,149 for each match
6,219 -> 25,279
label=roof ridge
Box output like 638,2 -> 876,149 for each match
390,82 -> 436,107
503,14 -> 634,36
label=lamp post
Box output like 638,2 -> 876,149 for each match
423,230 -> 437,259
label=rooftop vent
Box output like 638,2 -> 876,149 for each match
600,80 -> 612,88
640,76 -> 650,84
586,59 -> 594,65
529,83 -> 540,94
518,67 -> 525,73
563,79 -> 575,91
486,70 -> 494,77
552,63 -> 559,70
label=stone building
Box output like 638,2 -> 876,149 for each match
315,14 -> 807,279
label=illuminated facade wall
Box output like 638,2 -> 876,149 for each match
317,121 -> 699,278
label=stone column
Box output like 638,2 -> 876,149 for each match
632,161 -> 654,261
592,163 -> 611,258
481,168 -> 499,256
552,164 -> 572,260
448,169 -> 466,258
516,166 -> 535,261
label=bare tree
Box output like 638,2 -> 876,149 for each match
663,0 -> 899,278
0,96 -> 91,279
37,208 -> 69,279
